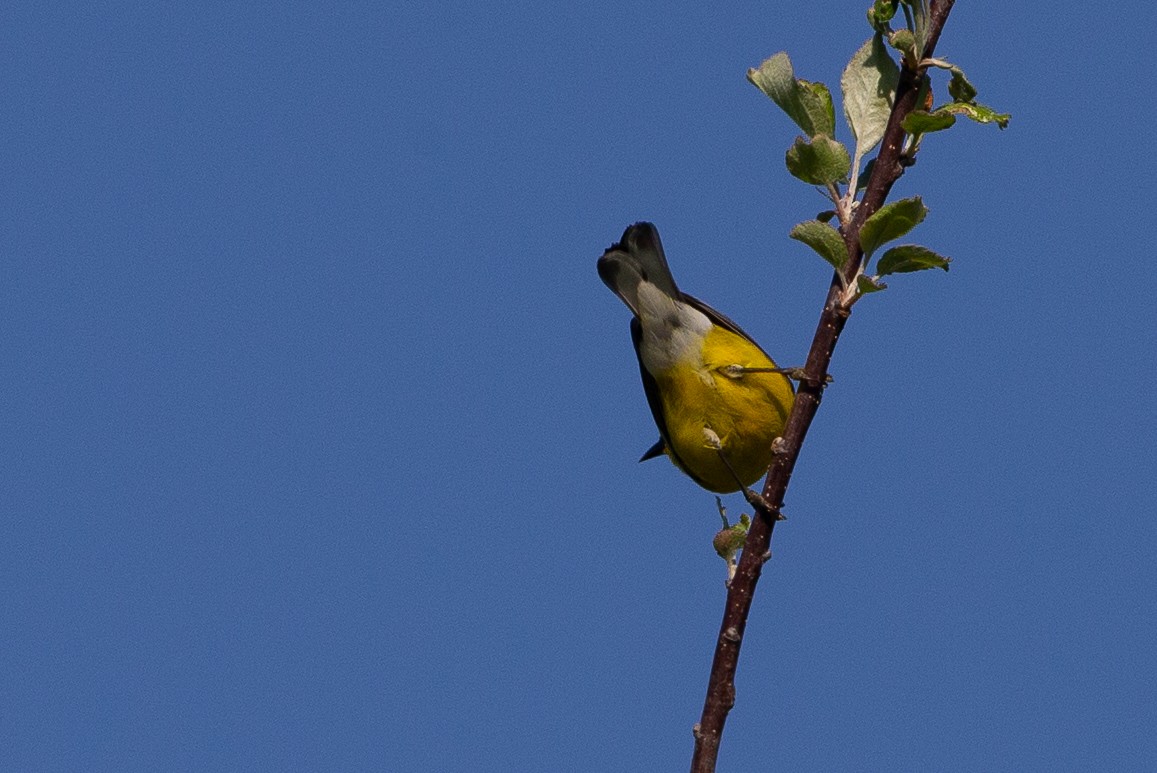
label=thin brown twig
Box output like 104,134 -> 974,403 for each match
690,2 -> 957,770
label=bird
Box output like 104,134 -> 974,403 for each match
597,222 -> 794,496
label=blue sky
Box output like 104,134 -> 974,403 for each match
4,2 -> 1156,771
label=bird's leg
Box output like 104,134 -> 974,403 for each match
701,427 -> 782,520
722,364 -> 832,384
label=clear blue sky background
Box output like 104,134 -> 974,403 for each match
4,3 -> 1156,771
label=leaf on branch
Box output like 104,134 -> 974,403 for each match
948,67 -> 978,103
801,80 -> 836,130
916,62 -> 1009,128
877,244 -> 951,275
816,210 -> 837,223
901,109 -> 956,134
790,220 -> 849,270
842,36 -> 900,161
906,0 -> 931,60
938,101 -> 1011,129
868,0 -> 897,29
785,134 -> 851,186
888,29 -> 917,64
748,53 -> 836,137
857,275 -> 887,294
859,196 -> 927,257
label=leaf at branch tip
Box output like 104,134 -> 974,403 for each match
868,0 -> 897,28
938,102 -> 1011,129
747,52 -> 835,137
901,109 -> 956,134
790,220 -> 849,271
877,244 -> 951,275
785,135 -> 851,186
857,275 -> 887,294
859,196 -> 927,257
842,36 -> 900,160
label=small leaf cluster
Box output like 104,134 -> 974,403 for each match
790,195 -> 948,294
713,499 -> 752,583
854,196 -> 950,293
748,0 -> 1007,304
873,0 -> 1010,143
900,63 -> 1011,142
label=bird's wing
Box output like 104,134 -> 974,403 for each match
678,292 -> 776,363
631,317 -> 716,490
631,316 -> 671,457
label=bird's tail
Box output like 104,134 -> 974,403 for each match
596,222 -> 679,317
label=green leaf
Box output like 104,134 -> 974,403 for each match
790,220 -> 849,270
938,101 -> 1011,129
785,134 -> 851,185
713,524 -> 748,559
857,275 -> 887,294
748,53 -> 835,137
816,210 -> 837,223
901,109 -> 956,134
948,67 -> 978,103
800,80 -> 836,136
877,244 -> 951,275
859,196 -> 927,257
868,0 -> 897,27
905,0 -> 930,59
841,36 -> 900,160
888,29 -> 917,62
912,63 -> 1009,128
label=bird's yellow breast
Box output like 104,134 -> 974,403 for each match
654,324 -> 794,493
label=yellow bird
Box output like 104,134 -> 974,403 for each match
598,222 -> 795,494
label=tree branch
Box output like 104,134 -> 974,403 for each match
690,3 -> 957,770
